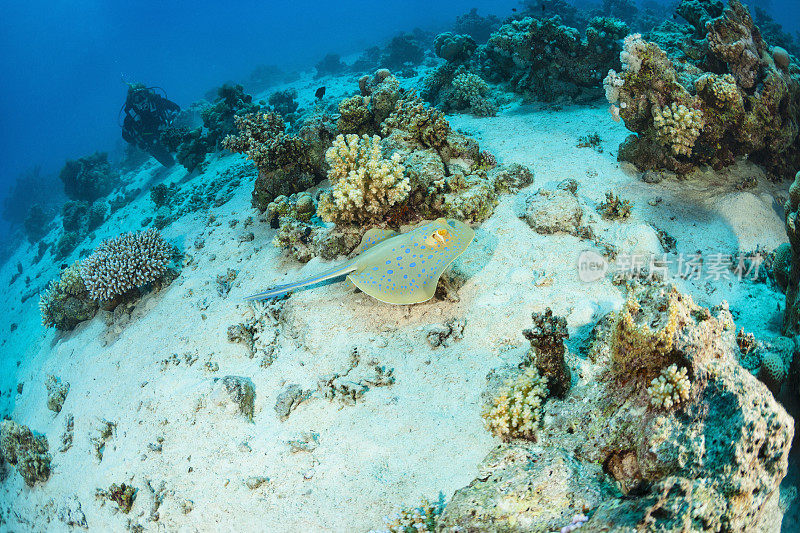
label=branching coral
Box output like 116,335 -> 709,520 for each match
647,364 -> 691,409
447,68 -> 497,116
317,134 -> 409,225
40,261 -> 98,330
80,229 -> 173,301
382,96 -> 451,149
483,367 -> 548,441
652,102 -> 705,156
598,191 -> 633,220
377,496 -> 445,533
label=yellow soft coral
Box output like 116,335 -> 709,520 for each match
652,103 -> 704,157
647,364 -> 691,409
317,134 -> 408,225
483,367 -> 548,441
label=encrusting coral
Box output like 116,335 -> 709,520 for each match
604,0 -> 800,175
0,420 -> 51,487
317,134 -> 409,226
80,229 -> 173,302
482,367 -> 548,441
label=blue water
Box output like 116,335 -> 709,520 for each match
0,0 -> 796,215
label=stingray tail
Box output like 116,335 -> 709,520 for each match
244,262 -> 357,302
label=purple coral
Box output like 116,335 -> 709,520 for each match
80,229 -> 172,301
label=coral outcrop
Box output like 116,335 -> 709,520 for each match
479,15 -> 629,102
605,1 -> 800,174
0,420 -> 52,486
317,134 -> 409,225
783,170 -> 800,335
80,229 -> 174,302
443,283 -> 793,531
59,152 -> 119,202
522,308 -> 571,398
40,262 -> 98,330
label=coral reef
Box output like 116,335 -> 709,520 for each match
267,88 -> 299,120
338,69 -> 401,135
783,171 -> 800,335
0,420 -> 51,486
39,262 -> 98,330
482,367 -> 548,441
314,53 -> 346,77
605,1 -> 800,174
522,308 -> 571,398
424,65 -> 497,117
80,229 -> 174,302
444,283 -> 793,531
383,33 -> 425,70
433,32 -> 477,63
453,8 -> 501,43
23,204 -> 52,242
59,152 -> 119,202
479,16 -> 629,102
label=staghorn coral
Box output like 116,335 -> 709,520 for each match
647,364 -> 691,409
478,15 -> 629,102
606,0 -> 800,175
0,420 -> 51,487
482,367 -> 548,441
39,262 -> 98,330
317,134 -> 409,225
80,229 -> 173,301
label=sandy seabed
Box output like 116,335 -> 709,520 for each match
0,71 -> 794,532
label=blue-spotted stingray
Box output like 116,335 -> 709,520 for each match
245,218 -> 475,304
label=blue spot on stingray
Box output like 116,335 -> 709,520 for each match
387,270 -> 393,274
385,260 -> 391,265
403,274 -> 408,279
373,267 -> 378,270
405,249 -> 411,253
409,262 -> 416,267
397,256 -> 402,261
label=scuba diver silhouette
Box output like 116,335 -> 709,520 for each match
120,82 -> 181,167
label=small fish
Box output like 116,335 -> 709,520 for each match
245,218 -> 475,304
512,7 -> 517,12
315,86 -> 326,99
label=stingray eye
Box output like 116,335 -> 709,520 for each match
437,229 -> 450,238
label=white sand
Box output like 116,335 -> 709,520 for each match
0,83 -> 791,531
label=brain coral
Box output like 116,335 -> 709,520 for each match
81,229 -> 173,301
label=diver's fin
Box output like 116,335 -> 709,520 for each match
244,262 -> 357,301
